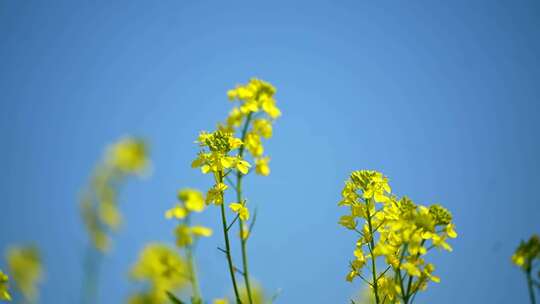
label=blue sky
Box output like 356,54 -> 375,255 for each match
1,1 -> 539,303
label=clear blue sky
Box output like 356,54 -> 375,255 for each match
1,1 -> 539,303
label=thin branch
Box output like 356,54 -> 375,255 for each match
227,214 -> 241,231
225,175 -> 238,191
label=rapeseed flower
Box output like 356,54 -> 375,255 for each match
0,270 -> 11,301
129,244 -> 188,304
6,246 -> 42,302
81,137 -> 149,253
338,170 -> 457,304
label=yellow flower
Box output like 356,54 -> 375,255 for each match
6,246 -> 42,302
239,282 -> 267,304
245,132 -> 263,157
190,226 -> 213,237
338,170 -> 457,301
206,183 -> 228,205
165,205 -> 188,220
0,270 -> 11,301
255,157 -> 271,176
175,225 -> 193,247
108,137 -> 148,174
240,226 -> 250,241
402,262 -> 422,277
375,276 -> 401,301
512,234 -> 540,270
213,298 -> 229,304
129,243 -> 188,303
236,159 -> 251,175
81,136 -> 149,253
192,130 -> 248,176
229,203 -> 250,221
175,225 -> 213,248
253,119 -> 273,139
99,200 -> 122,230
339,215 -> 356,230
178,189 -> 205,212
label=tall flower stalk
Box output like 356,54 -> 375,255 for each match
190,77 -> 281,304
338,170 -> 457,303
223,79 -> 281,304
165,188 -> 213,303
79,137 -> 149,304
192,130 -> 249,303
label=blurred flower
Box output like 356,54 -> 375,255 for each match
0,270 -> 11,301
129,243 -> 189,304
107,137 -> 148,174
81,136 -> 149,253
6,246 -> 43,302
512,235 -> 540,270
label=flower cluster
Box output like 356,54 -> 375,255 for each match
165,189 -> 213,247
512,234 -> 540,303
128,243 -> 188,304
0,270 -> 10,301
191,130 -> 251,221
222,78 -> 281,176
5,246 -> 43,302
188,79 -> 281,304
80,137 -> 149,252
338,170 -> 457,303
512,235 -> 540,271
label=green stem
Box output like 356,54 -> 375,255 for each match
185,217 -> 202,302
81,247 -> 102,304
396,244 -> 408,302
365,198 -> 380,304
218,171 -> 242,304
236,112 -> 255,304
527,269 -> 537,304
403,239 -> 426,304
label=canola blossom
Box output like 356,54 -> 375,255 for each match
128,243 -> 189,304
0,270 -> 10,301
163,188 -> 213,304
79,137 -> 149,304
186,78 -> 281,304
5,246 -> 43,302
81,137 -> 149,252
221,78 -> 280,304
512,235 -> 540,304
338,170 -> 457,304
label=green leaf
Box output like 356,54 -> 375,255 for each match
166,291 -> 185,304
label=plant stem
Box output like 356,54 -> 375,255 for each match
365,198 -> 380,304
218,171 -> 242,304
403,239 -> 426,304
185,216 -> 202,302
81,247 -> 102,304
236,112 -> 255,304
527,269 -> 537,304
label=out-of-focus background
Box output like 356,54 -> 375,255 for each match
1,1 -> 539,303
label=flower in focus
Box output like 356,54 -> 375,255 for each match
229,203 -> 250,221
338,170 -> 457,303
223,78 -> 280,177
